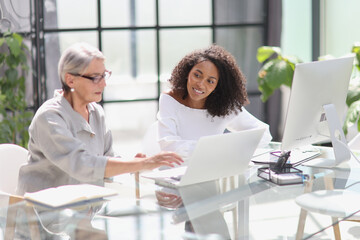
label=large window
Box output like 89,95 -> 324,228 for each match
34,0 -> 270,157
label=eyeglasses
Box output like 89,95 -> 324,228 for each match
72,70 -> 112,84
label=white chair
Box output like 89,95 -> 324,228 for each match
296,189 -> 360,240
295,138 -> 360,240
0,144 -> 28,201
295,175 -> 360,240
0,143 -> 40,239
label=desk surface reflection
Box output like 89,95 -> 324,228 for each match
2,146 -> 360,240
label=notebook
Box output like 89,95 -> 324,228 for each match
24,184 -> 118,209
141,128 -> 266,188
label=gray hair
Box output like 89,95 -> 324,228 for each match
58,42 -> 105,92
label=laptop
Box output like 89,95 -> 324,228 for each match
141,127 -> 266,188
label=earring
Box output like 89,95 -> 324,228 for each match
70,88 -> 75,92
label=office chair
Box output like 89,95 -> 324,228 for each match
0,143 -> 40,240
295,144 -> 360,240
294,137 -> 360,240
295,177 -> 360,240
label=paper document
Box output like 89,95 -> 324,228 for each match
24,184 -> 118,208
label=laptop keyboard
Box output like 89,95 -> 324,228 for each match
170,175 -> 182,181
170,175 -> 183,181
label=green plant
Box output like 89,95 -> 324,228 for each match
256,46 -> 302,102
0,32 -> 33,147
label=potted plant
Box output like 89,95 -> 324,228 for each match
256,44 -> 360,137
0,32 -> 33,148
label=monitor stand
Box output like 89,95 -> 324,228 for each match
302,104 -> 351,168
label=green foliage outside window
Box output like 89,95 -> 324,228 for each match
0,32 -> 33,148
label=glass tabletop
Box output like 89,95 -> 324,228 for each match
2,145 -> 360,240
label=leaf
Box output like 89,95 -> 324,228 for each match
352,42 -> 360,54
5,34 -> 21,57
12,33 -> 23,45
256,46 -> 282,63
346,84 -> 360,106
343,100 -> 360,135
19,51 -> 28,65
5,68 -> 18,82
262,59 -> 294,89
6,54 -> 20,67
257,79 -> 274,102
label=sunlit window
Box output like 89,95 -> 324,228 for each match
40,0 -> 268,157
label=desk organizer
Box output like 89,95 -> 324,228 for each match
257,163 -> 305,185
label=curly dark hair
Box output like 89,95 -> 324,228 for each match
169,44 -> 249,117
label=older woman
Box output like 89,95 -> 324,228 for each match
157,44 -> 272,159
17,42 -> 182,195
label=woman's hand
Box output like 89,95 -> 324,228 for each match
136,152 -> 183,171
155,190 -> 183,209
105,152 -> 183,177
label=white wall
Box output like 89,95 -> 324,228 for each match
322,0 -> 360,57
281,0 -> 312,62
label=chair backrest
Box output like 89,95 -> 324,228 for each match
0,144 -> 28,195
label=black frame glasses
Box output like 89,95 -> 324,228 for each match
72,70 -> 112,84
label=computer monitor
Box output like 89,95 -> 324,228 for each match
281,56 -> 354,167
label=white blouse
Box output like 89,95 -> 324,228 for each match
156,93 -> 272,158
